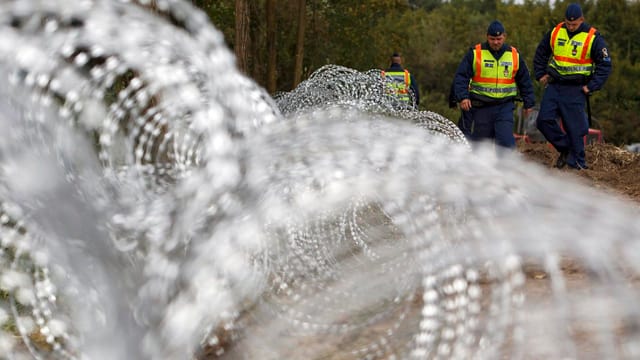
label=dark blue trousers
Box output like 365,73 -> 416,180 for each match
536,83 -> 589,168
457,110 -> 473,138
462,101 -> 516,149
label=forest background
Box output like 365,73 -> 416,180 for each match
190,0 -> 640,146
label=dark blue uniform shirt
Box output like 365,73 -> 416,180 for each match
533,22 -> 612,92
386,62 -> 420,106
454,42 -> 535,109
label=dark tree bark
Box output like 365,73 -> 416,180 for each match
266,0 -> 277,93
292,0 -> 306,89
234,0 -> 250,74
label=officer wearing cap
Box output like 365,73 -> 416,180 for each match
534,3 -> 612,170
453,20 -> 535,149
382,52 -> 420,109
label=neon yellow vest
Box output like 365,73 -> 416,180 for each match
469,44 -> 519,99
382,69 -> 411,102
549,22 -> 596,77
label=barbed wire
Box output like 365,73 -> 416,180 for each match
0,1 -> 639,360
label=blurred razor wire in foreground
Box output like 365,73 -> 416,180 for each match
0,1 -> 639,359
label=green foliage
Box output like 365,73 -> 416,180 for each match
312,0 -> 410,71
595,57 -> 640,145
192,0 -> 640,145
190,0 -> 235,42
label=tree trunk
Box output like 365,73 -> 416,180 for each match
266,0 -> 277,93
292,0 -> 306,89
235,0 -> 250,74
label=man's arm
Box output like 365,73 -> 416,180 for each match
586,33 -> 612,92
515,54 -> 536,118
453,48 -> 476,111
533,31 -> 553,81
409,73 -> 420,106
448,81 -> 457,108
515,55 -> 536,110
453,49 -> 475,103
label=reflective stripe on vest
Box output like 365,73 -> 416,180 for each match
381,69 -> 411,102
549,22 -> 596,76
470,44 -> 519,99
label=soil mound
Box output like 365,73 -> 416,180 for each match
518,142 -> 640,202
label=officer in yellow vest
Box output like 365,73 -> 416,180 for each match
382,53 -> 420,109
534,3 -> 611,170
453,21 -> 535,149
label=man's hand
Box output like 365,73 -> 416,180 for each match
582,85 -> 590,95
539,74 -> 550,86
460,99 -> 472,111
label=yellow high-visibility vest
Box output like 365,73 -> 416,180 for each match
381,69 -> 411,102
549,22 -> 596,77
470,44 -> 519,99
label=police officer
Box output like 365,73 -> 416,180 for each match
534,3 -> 611,169
453,21 -> 535,148
382,53 -> 420,109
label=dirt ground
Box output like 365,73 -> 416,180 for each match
201,141 -> 640,359
517,141 -> 640,359
517,141 -> 640,203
